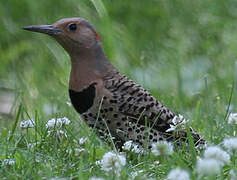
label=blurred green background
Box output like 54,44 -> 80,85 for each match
0,0 -> 236,133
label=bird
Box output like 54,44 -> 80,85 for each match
24,17 -> 205,150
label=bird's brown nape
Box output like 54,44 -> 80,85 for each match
24,17 -> 206,151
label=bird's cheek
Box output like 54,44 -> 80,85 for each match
54,37 -> 74,53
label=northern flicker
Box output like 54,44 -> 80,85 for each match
24,18 -> 205,150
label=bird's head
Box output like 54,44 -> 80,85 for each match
24,17 -> 102,54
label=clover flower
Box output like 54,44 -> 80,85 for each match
130,170 -> 145,179
27,142 -> 38,149
20,119 -> 35,129
74,148 -> 85,156
47,130 -> 68,139
1,159 -> 15,166
100,151 -> 126,175
66,101 -> 72,107
122,140 -> 144,153
167,168 -> 190,180
46,117 -> 71,128
151,141 -> 173,156
228,113 -> 237,124
203,146 -> 230,165
79,137 -> 88,145
230,169 -> 237,180
89,178 -> 105,180
223,137 -> 237,153
196,158 -> 222,178
166,114 -> 189,132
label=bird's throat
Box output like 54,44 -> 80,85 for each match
69,45 -> 111,91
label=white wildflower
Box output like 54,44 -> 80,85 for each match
89,177 -> 105,180
66,148 -> 72,154
58,130 -> 67,137
50,178 -> 68,180
1,159 -> 15,166
47,130 -> 68,138
166,114 -> 189,132
196,158 -> 222,178
46,117 -> 71,128
79,137 -> 88,145
122,140 -> 133,150
66,101 -> 72,107
203,146 -> 230,165
101,151 -> 126,175
74,148 -> 85,156
223,137 -> 237,153
27,142 -> 38,149
20,120 -> 35,129
122,140 -> 144,153
130,170 -> 145,179
167,168 -> 190,180
95,160 -> 102,165
151,141 -> 173,156
228,113 -> 237,124
47,130 -> 52,136
230,169 -> 237,180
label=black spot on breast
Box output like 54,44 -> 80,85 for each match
116,122 -> 121,126
145,104 -> 151,110
110,99 -> 117,103
138,107 -> 145,113
119,103 -> 126,111
137,97 -> 143,102
122,117 -> 127,121
130,89 -> 139,95
150,112 -> 156,119
69,83 -> 97,114
133,106 -> 138,111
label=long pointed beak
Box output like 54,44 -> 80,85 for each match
23,25 -> 61,35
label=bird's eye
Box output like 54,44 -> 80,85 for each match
68,23 -> 77,31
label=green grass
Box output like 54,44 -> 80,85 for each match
0,0 -> 237,179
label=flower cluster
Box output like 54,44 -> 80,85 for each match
79,137 -> 88,145
196,144 -> 232,178
89,178 -> 104,180
223,137 -> 237,153
46,117 -> 71,128
20,119 -> 35,129
130,170 -> 145,179
230,169 -> 237,180
1,159 -> 15,166
151,141 -> 173,156
196,158 -> 222,177
27,142 -> 38,149
167,168 -> 190,180
228,113 -> 237,124
122,140 -> 144,154
99,151 -> 126,176
166,114 -> 189,132
47,129 -> 68,138
203,146 -> 230,165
